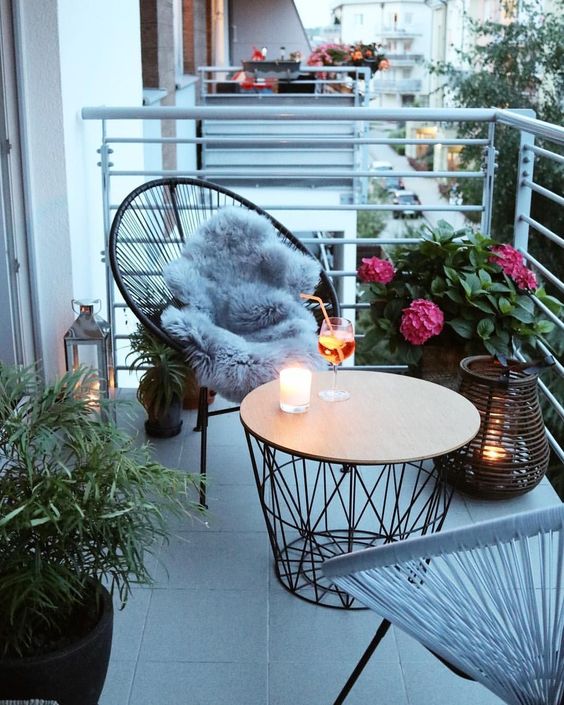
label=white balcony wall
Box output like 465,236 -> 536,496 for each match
14,0 -> 143,378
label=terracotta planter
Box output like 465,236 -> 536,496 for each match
183,368 -> 217,410
0,584 -> 113,705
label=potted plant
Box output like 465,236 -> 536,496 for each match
128,323 -> 190,437
0,363 -> 203,704
357,220 -> 561,381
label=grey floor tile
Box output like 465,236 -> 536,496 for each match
395,630 -> 505,704
99,659 -> 136,705
269,590 -> 399,665
129,661 -> 267,705
110,587 -> 152,661
205,442 -> 257,486
269,658 -> 408,705
402,660 -> 505,705
188,482 -> 268,533
140,588 -> 267,663
153,530 -> 269,590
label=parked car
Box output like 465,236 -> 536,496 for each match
384,175 -> 405,191
391,190 -> 421,218
371,160 -> 393,171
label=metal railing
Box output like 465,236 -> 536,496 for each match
82,104 -> 564,462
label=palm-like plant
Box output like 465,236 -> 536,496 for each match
128,324 -> 189,423
0,364 -> 203,658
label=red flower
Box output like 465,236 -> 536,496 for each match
490,244 -> 538,291
357,257 -> 395,284
513,267 -> 538,291
399,299 -> 444,346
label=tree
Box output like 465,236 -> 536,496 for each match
430,0 -> 564,247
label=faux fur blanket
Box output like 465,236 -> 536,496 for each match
161,207 -> 324,402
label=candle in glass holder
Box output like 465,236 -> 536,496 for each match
279,367 -> 312,414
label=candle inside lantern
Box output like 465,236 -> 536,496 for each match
482,444 -> 508,462
279,367 -> 312,414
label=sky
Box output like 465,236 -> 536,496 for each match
294,0 -> 335,28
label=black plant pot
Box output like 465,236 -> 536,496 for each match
145,395 -> 183,437
0,584 -> 113,705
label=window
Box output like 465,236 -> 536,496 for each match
354,13 -> 364,25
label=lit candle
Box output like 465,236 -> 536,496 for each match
482,444 -> 508,462
279,368 -> 312,414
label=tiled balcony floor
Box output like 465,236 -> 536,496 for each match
101,391 -> 561,705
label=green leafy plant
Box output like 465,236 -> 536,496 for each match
0,364 -> 203,658
128,324 -> 189,422
358,220 -> 562,365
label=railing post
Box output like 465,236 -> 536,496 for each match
96,120 -> 116,383
512,109 -> 536,253
480,122 -> 497,236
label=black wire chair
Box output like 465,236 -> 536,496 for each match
109,177 -> 340,506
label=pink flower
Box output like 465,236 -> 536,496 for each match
490,244 -> 525,277
513,267 -> 538,291
490,244 -> 537,291
357,257 -> 395,284
400,299 -> 444,346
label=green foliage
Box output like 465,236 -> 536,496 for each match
429,0 -> 564,245
127,324 -> 189,421
359,220 -> 562,365
0,364 -> 203,657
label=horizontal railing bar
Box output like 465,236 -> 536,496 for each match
299,238 -> 421,245
108,168 -> 483,179
104,136 -> 489,146
82,105 -> 499,122
537,340 -> 564,377
339,303 -> 370,310
545,427 -> 564,463
522,179 -> 564,207
532,296 -> 564,330
538,379 -> 564,422
522,252 -> 564,294
106,195 -> 481,212
497,109 -> 564,145
520,216 -> 564,249
525,144 -> 564,166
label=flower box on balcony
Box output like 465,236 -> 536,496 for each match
242,60 -> 301,80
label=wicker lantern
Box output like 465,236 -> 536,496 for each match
437,355 -> 551,499
64,299 -> 114,411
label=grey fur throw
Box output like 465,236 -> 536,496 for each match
161,207 -> 324,402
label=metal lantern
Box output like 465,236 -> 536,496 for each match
437,355 -> 551,499
64,299 -> 114,408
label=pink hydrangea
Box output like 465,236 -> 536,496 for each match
490,243 -> 524,277
490,244 -> 537,291
513,267 -> 538,291
399,299 -> 444,346
357,257 -> 395,284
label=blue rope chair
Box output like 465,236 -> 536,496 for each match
323,504 -> 564,705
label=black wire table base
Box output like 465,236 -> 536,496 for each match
244,431 -> 453,609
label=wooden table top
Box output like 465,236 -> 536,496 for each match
240,370 -> 481,465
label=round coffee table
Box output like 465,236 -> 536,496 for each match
240,370 -> 480,608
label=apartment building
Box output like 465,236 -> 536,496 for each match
333,0 -> 433,107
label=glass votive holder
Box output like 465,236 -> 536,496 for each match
279,367 -> 312,414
